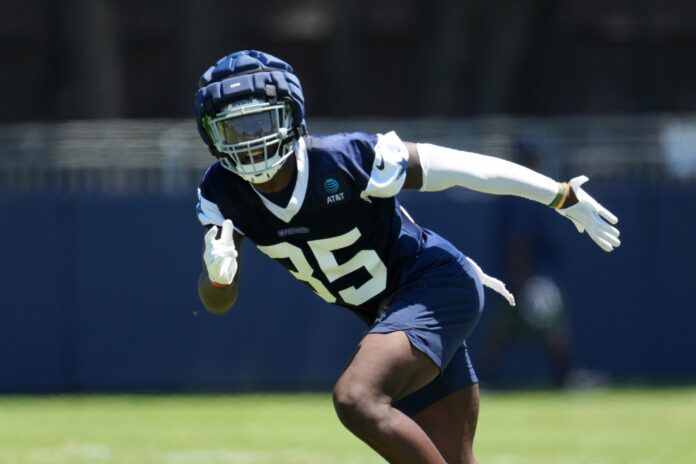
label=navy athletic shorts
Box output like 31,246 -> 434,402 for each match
368,258 -> 485,417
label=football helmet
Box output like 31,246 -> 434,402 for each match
194,50 -> 306,183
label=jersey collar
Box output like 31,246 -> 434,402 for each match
252,137 -> 308,223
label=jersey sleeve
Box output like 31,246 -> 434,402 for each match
196,187 -> 224,227
195,166 -> 245,235
359,131 -> 409,200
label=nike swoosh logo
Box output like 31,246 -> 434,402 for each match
397,158 -> 408,178
375,154 -> 385,170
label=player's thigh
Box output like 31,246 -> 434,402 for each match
336,331 -> 440,402
412,384 -> 480,464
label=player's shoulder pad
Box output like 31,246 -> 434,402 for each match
196,162 -> 248,232
305,132 -> 377,175
361,131 -> 409,200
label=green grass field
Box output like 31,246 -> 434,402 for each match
1,388 -> 694,464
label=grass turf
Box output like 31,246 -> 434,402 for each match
0,388 -> 694,463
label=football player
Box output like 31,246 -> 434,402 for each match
194,50 -> 620,464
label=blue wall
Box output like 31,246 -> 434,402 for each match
1,182 -> 694,392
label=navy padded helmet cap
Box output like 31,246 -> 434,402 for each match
198,50 -> 294,88
194,50 -> 306,147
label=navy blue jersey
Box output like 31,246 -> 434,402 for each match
197,131 -> 467,323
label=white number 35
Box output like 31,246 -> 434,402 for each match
257,227 -> 387,306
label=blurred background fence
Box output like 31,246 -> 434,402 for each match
1,116 -> 694,392
3,114 -> 696,192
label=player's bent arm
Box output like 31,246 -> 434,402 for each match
198,229 -> 244,315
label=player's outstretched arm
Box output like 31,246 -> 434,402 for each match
198,219 -> 243,315
402,142 -> 620,252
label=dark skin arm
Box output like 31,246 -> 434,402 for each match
400,141 -> 578,207
197,228 -> 244,315
402,142 -> 423,191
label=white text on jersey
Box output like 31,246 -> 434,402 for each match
327,192 -> 345,204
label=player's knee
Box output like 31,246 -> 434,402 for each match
332,381 -> 388,432
332,381 -> 374,423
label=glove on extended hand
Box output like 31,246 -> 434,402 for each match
204,219 -> 238,285
556,176 -> 621,252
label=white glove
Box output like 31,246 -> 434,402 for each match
465,257 -> 516,306
556,176 -> 621,252
203,219 -> 238,285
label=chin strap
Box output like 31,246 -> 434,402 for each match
465,257 -> 516,307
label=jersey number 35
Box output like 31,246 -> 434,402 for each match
257,227 -> 387,306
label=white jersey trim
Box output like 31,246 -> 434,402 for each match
360,131 -> 409,200
252,137 -> 309,224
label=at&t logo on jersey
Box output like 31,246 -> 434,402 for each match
324,178 -> 345,204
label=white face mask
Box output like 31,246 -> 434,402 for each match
222,145 -> 293,184
205,99 -> 295,182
